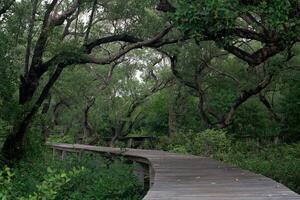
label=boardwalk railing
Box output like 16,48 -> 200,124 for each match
49,143 -> 300,200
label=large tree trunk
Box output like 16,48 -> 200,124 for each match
1,66 -> 64,164
41,94 -> 52,142
2,119 -> 31,163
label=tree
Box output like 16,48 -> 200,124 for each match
161,41 -> 272,128
157,0 -> 299,130
99,51 -> 173,145
171,0 -> 299,66
1,0 -> 179,163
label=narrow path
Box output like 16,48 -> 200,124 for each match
49,143 -> 300,200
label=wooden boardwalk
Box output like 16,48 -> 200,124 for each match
49,143 -> 300,200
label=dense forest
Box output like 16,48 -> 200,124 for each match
0,0 -> 299,199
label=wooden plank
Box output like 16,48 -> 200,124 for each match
48,143 -> 300,200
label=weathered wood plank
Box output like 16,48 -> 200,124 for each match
48,143 -> 300,200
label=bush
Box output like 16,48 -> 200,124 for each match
0,152 -> 144,200
20,167 -> 85,200
157,129 -> 230,159
157,133 -> 190,153
0,165 -> 84,200
57,157 -> 143,200
189,129 -> 230,159
0,166 -> 14,199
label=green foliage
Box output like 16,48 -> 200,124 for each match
174,0 -> 299,42
190,129 -> 231,158
19,167 -> 85,200
0,153 -> 143,200
280,70 -> 300,140
0,0 -> 300,198
58,163 -> 143,200
255,0 -> 292,29
226,142 -> 300,193
136,91 -> 169,135
158,129 -> 230,159
47,134 -> 75,144
175,0 -> 238,40
0,166 -> 14,200
22,129 -> 46,160
55,156 -> 144,200
230,99 -> 280,138
0,165 -> 84,200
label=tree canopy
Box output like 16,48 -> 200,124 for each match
0,0 -> 299,164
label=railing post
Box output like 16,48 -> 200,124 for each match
61,150 -> 66,160
149,165 -> 155,188
133,161 -> 144,188
133,161 -> 150,191
77,150 -> 82,161
128,138 -> 133,148
52,148 -> 55,160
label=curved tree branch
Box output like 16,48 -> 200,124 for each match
219,74 -> 273,128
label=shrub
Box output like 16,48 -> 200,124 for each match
0,152 -> 143,200
19,167 -> 85,200
189,129 -> 230,158
57,158 -> 144,200
0,166 -> 14,200
0,166 -> 84,200
157,129 -> 230,159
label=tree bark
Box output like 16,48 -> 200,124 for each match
259,93 -> 282,123
24,0 -> 38,75
83,97 -> 95,141
1,65 -> 64,164
110,127 -> 121,147
41,94 -> 52,142
156,0 -> 175,12
216,75 -> 273,128
84,0 -> 97,43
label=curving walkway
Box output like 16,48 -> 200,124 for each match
49,143 -> 300,200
